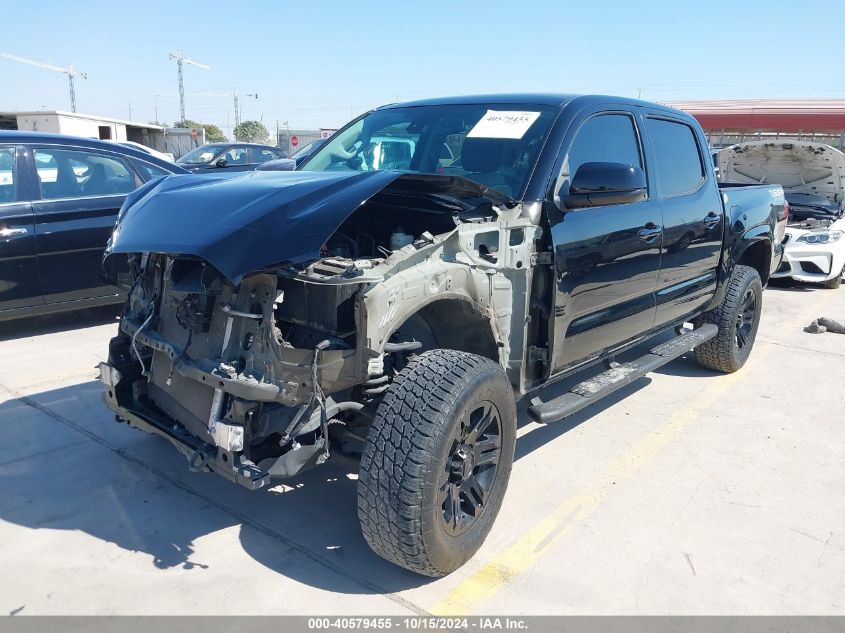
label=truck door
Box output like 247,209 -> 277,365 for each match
30,145 -> 135,305
549,110 -> 662,372
642,116 -> 722,328
0,144 -> 41,314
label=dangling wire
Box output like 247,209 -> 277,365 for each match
131,302 -> 156,377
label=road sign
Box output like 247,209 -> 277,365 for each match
290,135 -> 299,147
320,129 -> 338,139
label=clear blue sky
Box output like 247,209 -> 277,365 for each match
1,0 -> 841,137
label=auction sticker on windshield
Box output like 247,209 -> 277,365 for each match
467,110 -> 541,139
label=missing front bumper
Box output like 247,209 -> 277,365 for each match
99,362 -> 329,490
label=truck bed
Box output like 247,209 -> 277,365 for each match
719,182 -> 788,267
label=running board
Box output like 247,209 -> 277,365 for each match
527,324 -> 718,424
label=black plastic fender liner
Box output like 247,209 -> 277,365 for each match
260,442 -> 325,479
527,324 -> 717,424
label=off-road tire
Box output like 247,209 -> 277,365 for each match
357,349 -> 517,576
694,264 -> 763,373
821,264 -> 844,289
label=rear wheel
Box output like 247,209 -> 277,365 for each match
357,349 -> 516,576
694,265 -> 763,373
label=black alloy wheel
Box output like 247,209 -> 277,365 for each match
735,287 -> 757,350
440,400 -> 502,536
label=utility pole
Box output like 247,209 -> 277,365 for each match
168,50 -> 210,122
2,53 -> 87,112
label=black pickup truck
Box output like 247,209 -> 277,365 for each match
99,94 -> 786,576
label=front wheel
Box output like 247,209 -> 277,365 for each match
822,264 -> 844,289
694,264 -> 763,373
357,349 -> 517,576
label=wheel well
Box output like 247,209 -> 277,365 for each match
391,299 -> 499,362
737,240 -> 771,284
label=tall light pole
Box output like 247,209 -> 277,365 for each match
168,50 -> 210,122
1,53 -> 87,112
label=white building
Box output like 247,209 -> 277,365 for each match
0,110 -> 167,152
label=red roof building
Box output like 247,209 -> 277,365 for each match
662,99 -> 845,148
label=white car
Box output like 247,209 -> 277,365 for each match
718,140 -> 845,288
773,212 -> 845,288
115,141 -> 175,163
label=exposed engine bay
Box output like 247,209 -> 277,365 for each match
100,171 -> 549,488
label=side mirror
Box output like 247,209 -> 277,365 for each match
560,162 -> 647,209
215,158 -> 228,168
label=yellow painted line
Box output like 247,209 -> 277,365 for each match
431,349 -> 768,616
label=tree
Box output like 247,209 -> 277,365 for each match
174,119 -> 227,143
234,120 -> 269,144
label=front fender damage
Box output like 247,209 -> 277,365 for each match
102,174 -> 544,486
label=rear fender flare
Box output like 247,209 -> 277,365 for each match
706,227 -> 772,311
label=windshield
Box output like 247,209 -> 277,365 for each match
178,145 -> 220,165
300,104 -> 557,199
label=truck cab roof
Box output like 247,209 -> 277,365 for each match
378,93 -> 693,119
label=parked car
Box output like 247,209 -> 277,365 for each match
176,143 -> 286,172
718,140 -> 845,288
255,139 -> 326,172
116,140 -> 175,163
100,94 -> 785,577
0,131 -> 187,321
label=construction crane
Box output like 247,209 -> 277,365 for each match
168,50 -> 210,122
189,88 -> 258,127
1,53 -> 87,112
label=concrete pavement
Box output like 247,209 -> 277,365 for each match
0,282 -> 842,615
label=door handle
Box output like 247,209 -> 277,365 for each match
0,227 -> 27,238
703,212 -> 721,226
637,223 -> 663,242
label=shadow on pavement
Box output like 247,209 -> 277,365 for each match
766,278 -> 819,293
0,381 -> 428,595
0,328 -> 712,595
0,304 -> 120,342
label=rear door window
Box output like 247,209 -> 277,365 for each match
0,147 -> 17,203
251,147 -> 282,163
224,146 -> 250,165
34,148 -> 135,199
130,158 -> 170,181
646,118 -> 705,196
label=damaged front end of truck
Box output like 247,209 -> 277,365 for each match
99,169 -> 546,489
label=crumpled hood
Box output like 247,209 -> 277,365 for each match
106,169 -> 509,283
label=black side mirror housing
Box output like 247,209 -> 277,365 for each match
560,162 -> 647,209
215,158 -> 228,168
